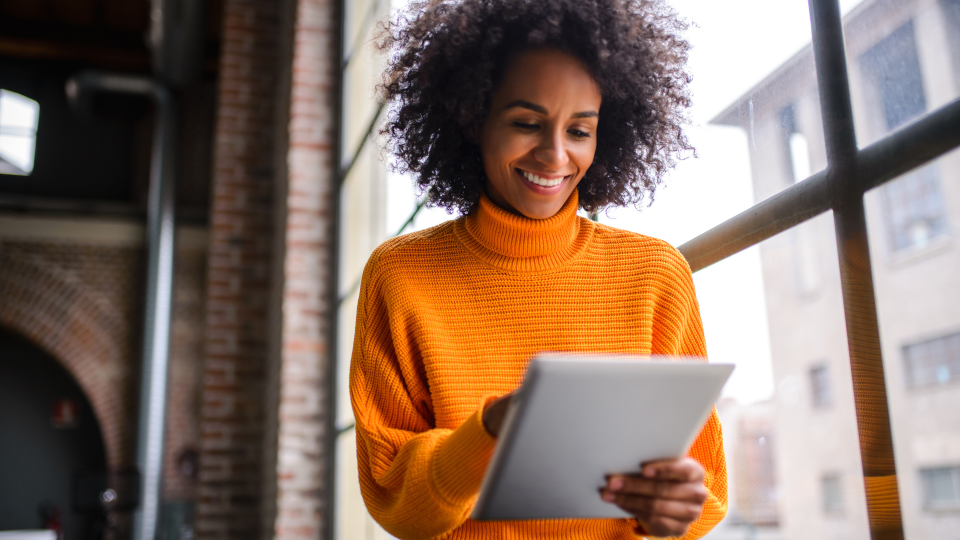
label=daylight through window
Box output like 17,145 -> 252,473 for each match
0,89 -> 39,176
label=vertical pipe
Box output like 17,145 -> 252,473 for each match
66,72 -> 177,540
135,86 -> 178,540
808,1 -> 905,538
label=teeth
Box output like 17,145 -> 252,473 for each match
522,170 -> 564,187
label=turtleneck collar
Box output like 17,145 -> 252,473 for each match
454,189 -> 594,273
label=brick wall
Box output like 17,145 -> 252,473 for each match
164,247 -> 208,502
0,241 -> 141,470
272,0 -> 339,538
200,0 -> 339,536
0,230 -> 209,511
198,0 -> 287,537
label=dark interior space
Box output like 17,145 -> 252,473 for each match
0,327 -> 107,539
0,0 -> 224,224
0,58 -> 152,202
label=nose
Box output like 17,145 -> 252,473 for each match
533,127 -> 569,171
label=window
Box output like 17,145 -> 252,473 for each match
920,467 -> 960,510
904,332 -> 960,388
809,364 -> 832,408
859,22 -> 948,252
880,164 -> 948,252
0,89 -> 39,176
941,0 -> 960,89
779,104 -> 811,184
859,20 -> 926,132
821,473 -> 845,514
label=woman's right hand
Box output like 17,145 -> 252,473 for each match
481,391 -> 516,437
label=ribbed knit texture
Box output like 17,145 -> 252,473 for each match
350,191 -> 728,540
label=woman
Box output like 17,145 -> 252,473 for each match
349,0 -> 727,538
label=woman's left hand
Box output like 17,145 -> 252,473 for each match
600,457 -> 707,538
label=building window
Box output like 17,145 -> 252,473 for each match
880,164 -> 948,252
859,20 -> 926,132
821,473 -> 844,515
778,104 -> 811,184
904,332 -> 960,388
943,0 -> 960,88
809,364 -> 832,408
920,467 -> 960,510
859,20 -> 949,253
0,89 -> 40,176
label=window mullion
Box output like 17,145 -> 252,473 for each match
678,96 -> 960,272
809,0 -> 905,537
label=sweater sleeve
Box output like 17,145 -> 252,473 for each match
349,259 -> 498,540
639,246 -> 729,540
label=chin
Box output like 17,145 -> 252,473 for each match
516,201 -> 565,220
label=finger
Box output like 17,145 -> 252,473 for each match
640,457 -> 704,482
635,514 -> 694,538
602,492 -> 704,523
606,476 -> 708,503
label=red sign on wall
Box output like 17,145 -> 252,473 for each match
51,398 -> 79,429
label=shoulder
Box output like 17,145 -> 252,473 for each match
590,221 -> 692,280
360,219 -> 460,292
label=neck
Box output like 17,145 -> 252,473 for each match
452,189 -> 594,272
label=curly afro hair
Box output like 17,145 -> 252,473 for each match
379,0 -> 693,215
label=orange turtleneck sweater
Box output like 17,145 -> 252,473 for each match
349,191 -> 727,540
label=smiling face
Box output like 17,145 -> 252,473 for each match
479,48 -> 602,219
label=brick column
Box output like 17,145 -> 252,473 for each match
271,0 -> 339,538
198,0 -> 285,537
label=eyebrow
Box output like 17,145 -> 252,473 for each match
504,100 -> 599,119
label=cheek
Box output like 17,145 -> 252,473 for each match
486,135 -> 526,171
575,143 -> 598,174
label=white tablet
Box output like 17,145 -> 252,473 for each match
471,354 -> 733,521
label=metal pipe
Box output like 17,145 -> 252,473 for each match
679,95 -> 960,271
67,71 -> 178,540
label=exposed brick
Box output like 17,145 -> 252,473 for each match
197,0 -> 288,538
270,0 -> 340,538
0,237 -> 208,520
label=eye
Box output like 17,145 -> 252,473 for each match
512,121 -> 539,131
568,129 -> 590,140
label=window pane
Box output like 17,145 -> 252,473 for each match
344,0 -> 384,62
865,148 -> 960,538
880,163 -> 949,252
822,473 -> 846,515
337,286 -> 360,430
336,429 -> 399,540
810,364 -> 834,409
845,0 -> 960,148
336,429 -> 365,540
340,36 -> 386,170
339,138 -> 388,299
0,89 -> 39,175
705,216 -> 870,539
920,467 -> 960,509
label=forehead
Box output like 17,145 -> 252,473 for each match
493,48 -> 602,111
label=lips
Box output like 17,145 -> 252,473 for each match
519,169 -> 568,188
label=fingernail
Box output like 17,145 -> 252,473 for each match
643,467 -> 655,478
609,477 -> 623,491
602,490 -> 615,502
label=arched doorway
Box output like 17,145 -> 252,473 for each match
0,327 -> 108,540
